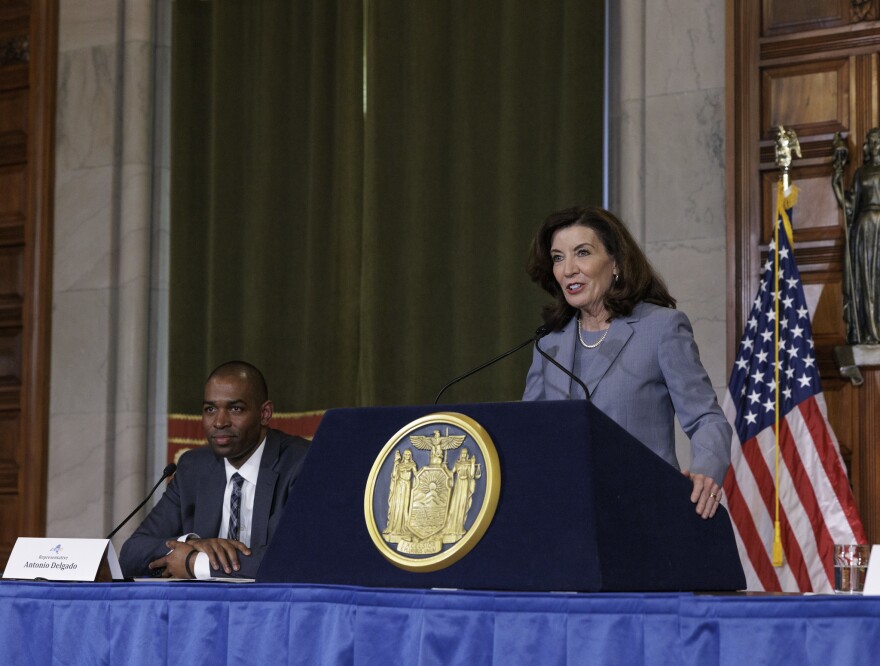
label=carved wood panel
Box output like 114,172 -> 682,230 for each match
763,0 -> 850,35
0,1 -> 55,569
762,59 -> 849,134
729,1 -> 880,542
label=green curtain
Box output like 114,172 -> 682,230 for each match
170,0 -> 603,413
170,0 -> 365,411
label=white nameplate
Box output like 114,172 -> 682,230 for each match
3,537 -> 123,581
863,544 -> 880,595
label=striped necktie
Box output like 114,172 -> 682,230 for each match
227,473 -> 244,542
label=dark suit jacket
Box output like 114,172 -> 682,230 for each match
523,302 -> 732,485
119,428 -> 310,578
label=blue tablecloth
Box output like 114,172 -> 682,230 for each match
1,581 -> 879,664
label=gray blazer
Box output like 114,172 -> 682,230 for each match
523,302 -> 731,485
119,427 -> 310,578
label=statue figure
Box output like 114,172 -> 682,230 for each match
383,449 -> 418,540
442,448 -> 481,540
832,128 -> 880,343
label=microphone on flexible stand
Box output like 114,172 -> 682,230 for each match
433,326 -> 550,405
535,330 -> 591,401
106,463 -> 177,540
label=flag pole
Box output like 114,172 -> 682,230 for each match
771,126 -> 800,566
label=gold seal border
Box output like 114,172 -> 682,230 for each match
363,412 -> 500,572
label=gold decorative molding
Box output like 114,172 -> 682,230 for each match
851,0 -> 877,23
0,37 -> 29,67
0,37 -> 30,67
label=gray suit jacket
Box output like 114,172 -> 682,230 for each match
523,302 -> 731,484
119,428 -> 310,578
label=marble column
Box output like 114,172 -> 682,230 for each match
48,0 -> 169,548
608,0 -> 727,468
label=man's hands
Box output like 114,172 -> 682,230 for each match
186,537 -> 252,575
148,537 -> 252,578
685,470 -> 722,519
148,541 -> 195,578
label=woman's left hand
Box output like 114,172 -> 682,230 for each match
685,471 -> 721,519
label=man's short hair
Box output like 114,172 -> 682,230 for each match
206,361 -> 269,404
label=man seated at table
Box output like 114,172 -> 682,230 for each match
120,361 -> 310,579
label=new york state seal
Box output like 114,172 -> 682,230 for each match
364,412 -> 500,571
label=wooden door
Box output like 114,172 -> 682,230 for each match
0,0 -> 56,568
728,0 -> 880,541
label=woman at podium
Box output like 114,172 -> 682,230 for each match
522,206 -> 731,519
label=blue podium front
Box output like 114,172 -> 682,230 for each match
258,400 -> 745,592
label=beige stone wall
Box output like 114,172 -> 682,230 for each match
608,0 -> 726,469
48,0 -> 170,546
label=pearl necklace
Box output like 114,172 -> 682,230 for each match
577,315 -> 609,349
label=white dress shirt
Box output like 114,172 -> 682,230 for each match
190,437 -> 266,578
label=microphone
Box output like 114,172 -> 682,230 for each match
106,463 -> 177,540
433,327 -> 549,405
535,330 -> 591,400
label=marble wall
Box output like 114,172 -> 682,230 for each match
608,0 -> 727,469
48,0 -> 170,547
46,0 -> 727,537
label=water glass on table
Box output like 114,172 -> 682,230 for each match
834,544 -> 871,593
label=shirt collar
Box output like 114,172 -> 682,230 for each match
224,435 -> 266,486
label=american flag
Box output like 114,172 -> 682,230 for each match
722,189 -> 866,592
